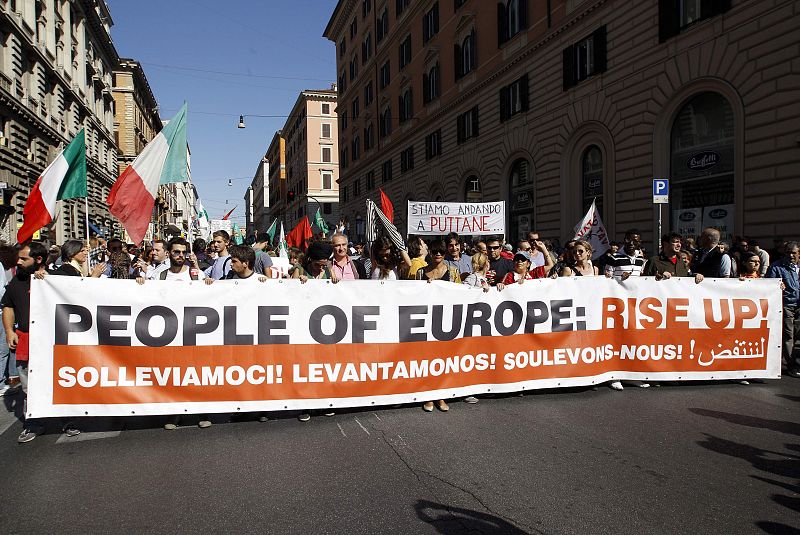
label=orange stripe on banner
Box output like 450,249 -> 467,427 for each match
52,327 -> 769,405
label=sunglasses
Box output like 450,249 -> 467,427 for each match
170,250 -> 187,256
487,245 -> 501,250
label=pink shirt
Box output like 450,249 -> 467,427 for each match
332,258 -> 356,280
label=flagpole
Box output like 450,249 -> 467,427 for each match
84,196 -> 90,247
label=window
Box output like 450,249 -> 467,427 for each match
423,3 -> 440,43
423,63 -> 441,104
350,17 -> 358,39
400,146 -> 415,173
341,110 -> 348,129
352,135 -> 361,161
362,0 -> 372,18
339,38 -> 346,58
425,129 -> 442,160
377,8 -> 389,43
362,33 -> 372,63
322,146 -> 332,162
352,97 -> 360,119
659,0 -> 732,42
322,171 -> 333,190
380,60 -> 391,88
364,122 -> 375,150
465,175 -> 482,202
563,26 -> 606,90
456,106 -> 479,143
582,146 -> 603,215
322,123 -> 332,138
379,105 -> 392,137
396,0 -> 410,16
382,159 -> 393,182
339,69 -> 347,92
341,147 -> 349,169
399,35 -> 412,69
500,73 -> 529,120
365,170 -> 375,190
324,202 -> 332,215
454,29 -> 476,79
322,103 -> 331,115
343,184 -> 349,203
354,177 -> 361,196
350,55 -> 359,80
498,0 -> 528,46
508,158 -> 534,239
455,0 -> 468,9
399,89 -> 413,123
364,81 -> 374,106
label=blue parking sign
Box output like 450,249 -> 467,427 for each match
653,178 -> 669,204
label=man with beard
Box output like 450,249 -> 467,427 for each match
136,237 -> 209,283
2,242 -> 79,442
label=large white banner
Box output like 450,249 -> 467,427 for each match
407,201 -> 505,236
28,277 -> 782,418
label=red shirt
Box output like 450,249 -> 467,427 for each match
501,266 -> 547,284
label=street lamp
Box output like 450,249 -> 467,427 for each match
238,115 -> 246,129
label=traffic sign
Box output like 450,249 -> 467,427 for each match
653,179 -> 669,204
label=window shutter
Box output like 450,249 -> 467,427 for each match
658,0 -> 679,43
396,0 -> 402,16
520,73 -> 529,111
454,43 -> 463,79
433,3 -> 439,34
423,72 -> 430,104
520,0 -> 529,29
470,28 -> 477,70
435,63 -> 441,97
457,114 -> 464,143
499,86 -> 510,122
425,134 -> 431,159
593,25 -> 607,74
497,3 -> 507,46
408,89 -> 413,119
562,46 -> 574,90
472,107 -> 479,137
398,95 -> 404,121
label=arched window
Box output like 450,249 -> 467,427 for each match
507,0 -> 520,37
464,175 -> 482,202
670,92 -> 734,240
581,145 -> 603,216
462,34 -> 473,75
508,158 -> 533,241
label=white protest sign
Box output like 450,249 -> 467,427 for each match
407,201 -> 505,236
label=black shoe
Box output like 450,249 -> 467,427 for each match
785,369 -> 800,378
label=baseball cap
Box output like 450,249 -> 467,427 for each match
513,250 -> 531,262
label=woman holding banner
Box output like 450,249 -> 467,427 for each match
369,236 -> 411,280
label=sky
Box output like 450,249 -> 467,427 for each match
105,0 -> 339,223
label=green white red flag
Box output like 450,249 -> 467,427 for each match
17,129 -> 86,244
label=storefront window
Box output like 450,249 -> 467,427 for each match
670,92 -> 734,241
508,158 -> 533,241
581,145 -> 603,216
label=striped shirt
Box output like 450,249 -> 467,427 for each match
604,251 -> 645,280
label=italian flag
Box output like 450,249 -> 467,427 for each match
107,103 -> 188,244
17,129 -> 86,244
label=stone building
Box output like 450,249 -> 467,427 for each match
281,88 -> 340,233
0,0 -> 120,243
245,155 -> 269,237
324,0 -> 800,247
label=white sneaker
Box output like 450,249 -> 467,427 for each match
609,381 -> 624,391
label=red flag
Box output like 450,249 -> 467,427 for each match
380,188 -> 394,223
286,216 -> 313,251
222,206 -> 236,220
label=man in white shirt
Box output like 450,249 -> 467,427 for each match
136,237 -> 209,283
136,239 -> 169,280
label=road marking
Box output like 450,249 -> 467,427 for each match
373,413 -> 382,421
354,417 -> 371,436
0,411 -> 18,437
336,422 -> 347,437
55,430 -> 121,444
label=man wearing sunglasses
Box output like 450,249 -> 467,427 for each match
485,237 -> 515,286
136,237 -> 207,283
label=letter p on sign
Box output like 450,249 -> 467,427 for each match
653,179 -> 669,204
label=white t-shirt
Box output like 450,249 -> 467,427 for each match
370,268 -> 397,280
164,268 -> 192,281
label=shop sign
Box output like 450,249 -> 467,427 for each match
687,151 -> 719,171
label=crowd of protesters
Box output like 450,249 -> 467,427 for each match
0,225 -> 798,442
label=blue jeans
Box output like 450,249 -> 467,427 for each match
0,315 -> 16,380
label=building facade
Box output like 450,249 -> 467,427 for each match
0,0 -> 121,243
324,0 -> 800,247
282,88 -> 340,233
245,156 -> 269,237
263,130 -> 286,231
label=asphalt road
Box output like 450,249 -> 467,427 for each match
1,379 -> 798,535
